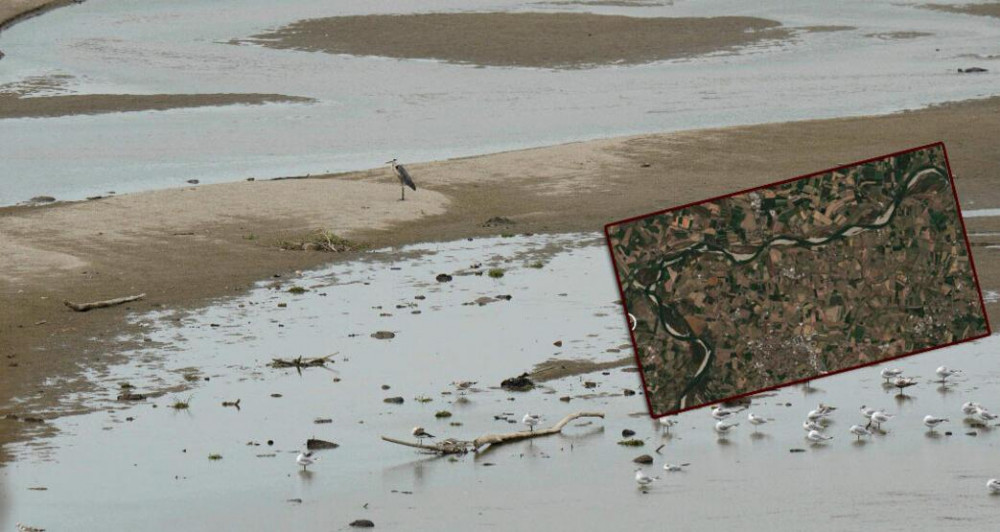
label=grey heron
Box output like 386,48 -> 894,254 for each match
386,158 -> 417,201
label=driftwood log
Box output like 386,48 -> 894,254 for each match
381,411 -> 604,455
64,293 -> 145,312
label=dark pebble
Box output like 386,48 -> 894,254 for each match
435,274 -> 453,283
187,179 -> 199,184
633,454 -> 653,464
622,429 -> 636,437
371,331 -> 396,340
349,519 -> 375,528
623,389 -> 636,396
383,397 -> 405,404
789,448 -> 806,453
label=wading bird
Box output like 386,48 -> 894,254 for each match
962,401 -> 982,416
869,410 -> 894,430
635,468 -> 657,487
806,430 -> 833,444
658,417 -> 678,433
988,479 -> 1000,494
880,368 -> 903,383
893,376 -> 918,394
849,424 -> 872,441
936,366 -> 961,383
714,420 -> 739,436
412,426 -> 435,443
923,415 -> 949,431
386,158 -> 417,201
523,413 -> 541,432
296,451 -> 316,471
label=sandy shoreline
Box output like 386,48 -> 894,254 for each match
0,92 -> 315,119
4,96 -> 1000,463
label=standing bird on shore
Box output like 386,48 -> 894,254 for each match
806,430 -> 833,444
635,468 -> 657,487
747,412 -> 770,433
296,451 -> 316,471
386,158 -> 417,201
923,415 -> 949,431
849,424 -> 872,441
892,376 -> 918,394
869,410 -> 894,431
522,412 -> 541,432
658,417 -> 678,434
988,479 -> 1000,494
936,366 -> 961,383
412,426 -> 435,443
880,368 -> 903,383
962,401 -> 982,417
714,420 -> 739,437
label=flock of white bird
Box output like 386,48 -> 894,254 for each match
636,365 -> 1000,495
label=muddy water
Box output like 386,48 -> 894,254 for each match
3,233 -> 1000,530
2,0 -> 1000,204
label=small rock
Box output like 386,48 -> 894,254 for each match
384,396 -> 405,404
622,429 -> 636,437
349,519 -> 375,528
270,393 -> 282,398
187,179 -> 200,184
414,295 -> 426,300
29,196 -> 56,203
958,67 -> 988,73
500,372 -> 535,392
559,396 -> 571,402
314,418 -> 332,424
553,340 -> 563,347
623,388 -> 636,396
371,331 -> 395,340
966,431 -> 977,436
633,454 -> 653,464
287,498 -> 302,503
277,302 -> 287,308
381,384 -> 390,390
435,273 -> 453,283
789,448 -> 806,453
435,410 -> 452,418
583,381 -> 597,389
944,431 -> 952,436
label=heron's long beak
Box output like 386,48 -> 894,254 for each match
384,160 -> 394,164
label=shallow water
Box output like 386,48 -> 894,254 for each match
1,0 -> 999,204
2,232 -> 1000,531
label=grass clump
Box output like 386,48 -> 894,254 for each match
287,286 -> 307,295
208,453 -> 223,461
170,396 -> 192,410
487,268 -> 505,278
435,410 -> 453,418
528,260 -> 544,269
617,438 -> 644,447
414,396 -> 433,403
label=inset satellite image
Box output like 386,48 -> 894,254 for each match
606,143 -> 989,416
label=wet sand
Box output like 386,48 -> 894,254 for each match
923,2 -> 1000,18
4,95 -> 1000,462
0,92 -> 315,119
244,13 -> 791,69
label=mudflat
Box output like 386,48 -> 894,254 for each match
3,96 -> 1000,461
244,13 -> 791,68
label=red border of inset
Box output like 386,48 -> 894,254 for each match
603,141 -> 992,418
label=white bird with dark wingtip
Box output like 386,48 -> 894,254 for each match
385,158 -> 417,201
975,406 -> 998,423
817,403 -> 837,415
923,415 -> 949,430
658,417 -> 678,433
747,412 -> 770,432
806,408 -> 829,422
892,376 -> 918,393
714,420 -> 739,436
711,405 -> 735,421
522,413 -> 541,432
988,479 -> 1000,494
412,426 -> 435,443
849,424 -> 872,441
880,368 -> 903,383
869,410 -> 894,430
803,419 -> 824,432
806,430 -> 833,444
860,405 -> 880,420
663,462 -> 690,472
936,366 -> 961,382
635,468 -> 657,487
296,451 -> 316,471
962,401 -> 982,416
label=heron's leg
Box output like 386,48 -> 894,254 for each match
401,186 -> 405,201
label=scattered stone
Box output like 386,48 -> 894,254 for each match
349,519 -> 375,528
633,454 -> 653,464
435,410 -> 453,418
966,431 -> 977,436
381,384 -> 390,390
384,396 -> 405,404
944,431 -> 952,436
267,440 -> 274,445
583,381 -> 597,389
435,273 -> 453,283
287,498 -> 302,503
187,179 -> 200,184
617,438 -> 644,447
29,196 -> 56,203
314,418 -> 333,424
270,393 -> 283,398
277,302 -> 287,308
415,295 -> 426,300
553,340 -> 563,347
958,67 -> 987,73
306,438 -> 339,450
559,396 -> 571,402
500,372 -> 535,392
371,331 -> 396,340
623,388 -> 636,396
622,429 -> 636,437
789,448 -> 806,453
27,487 -> 47,491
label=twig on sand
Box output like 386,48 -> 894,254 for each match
64,293 -> 145,312
381,411 -> 605,455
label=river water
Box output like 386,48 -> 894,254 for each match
2,233 -> 999,530
1,0 -> 999,204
